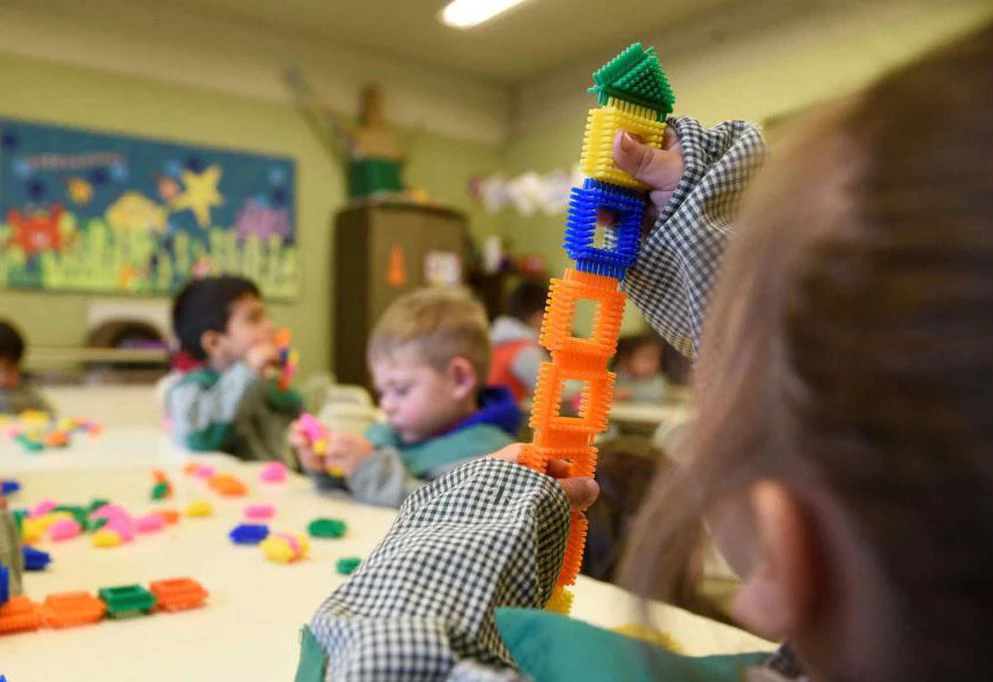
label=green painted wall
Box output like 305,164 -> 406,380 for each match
0,50 -> 502,378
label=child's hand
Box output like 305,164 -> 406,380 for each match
245,342 -> 279,377
490,444 -> 600,512
288,419 -> 323,472
324,433 -> 374,478
612,128 -> 684,213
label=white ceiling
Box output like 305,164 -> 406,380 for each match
160,0 -> 744,81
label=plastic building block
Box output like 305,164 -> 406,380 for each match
307,518 -> 347,539
149,577 -> 208,612
259,460 -> 288,483
92,529 -> 123,548
105,518 -> 136,543
54,505 -> 89,530
260,532 -> 309,563
135,514 -> 166,533
208,473 -> 247,497
229,523 -> 269,545
0,596 -> 41,634
335,557 -> 362,576
41,592 -> 106,628
579,104 -> 666,191
44,430 -> 69,448
153,509 -> 180,525
564,180 -> 645,279
545,585 -> 574,615
86,498 -> 110,514
275,328 -> 299,391
244,504 -> 275,520
23,546 -> 51,571
19,517 -> 44,544
90,517 -> 109,532
31,499 -> 56,517
185,501 -> 214,517
0,480 -> 20,496
613,624 -> 684,653
194,464 -> 216,480
48,518 -> 82,542
90,503 -> 130,522
528,362 -> 615,435
151,481 -> 172,500
589,43 -> 675,115
183,462 -> 202,476
297,413 -> 330,456
97,584 -> 156,619
0,564 -> 9,606
540,269 -> 626,357
557,512 -> 588,587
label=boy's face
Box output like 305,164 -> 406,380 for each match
0,358 -> 20,390
203,294 -> 274,367
626,343 -> 661,378
371,345 -> 477,445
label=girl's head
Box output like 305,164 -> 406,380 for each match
630,22 -> 993,682
615,333 -> 663,379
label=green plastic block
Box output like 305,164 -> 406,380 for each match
54,505 -> 89,530
307,518 -> 347,539
11,509 -> 27,534
348,158 -> 402,199
335,557 -> 362,576
589,43 -> 676,117
98,584 -> 157,618
150,482 -> 171,501
87,499 -> 111,514
90,517 -> 109,532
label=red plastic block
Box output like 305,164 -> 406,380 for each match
0,596 -> 42,635
42,592 -> 106,628
149,577 -> 208,612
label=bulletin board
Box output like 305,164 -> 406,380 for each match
0,118 -> 299,299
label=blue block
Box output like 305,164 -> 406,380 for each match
564,179 -> 645,279
23,545 -> 52,571
0,564 -> 9,605
229,523 -> 269,545
0,480 -> 19,495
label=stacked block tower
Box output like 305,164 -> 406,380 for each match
519,44 -> 676,614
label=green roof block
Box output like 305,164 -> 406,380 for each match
98,584 -> 157,619
589,43 -> 676,117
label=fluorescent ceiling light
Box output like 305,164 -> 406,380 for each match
440,0 -> 530,28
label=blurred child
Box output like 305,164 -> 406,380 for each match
165,275 -> 302,461
290,287 -> 521,508
0,319 -> 52,415
613,332 -> 667,403
488,280 -> 548,404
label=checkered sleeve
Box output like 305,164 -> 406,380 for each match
309,457 -> 571,681
623,116 -> 767,358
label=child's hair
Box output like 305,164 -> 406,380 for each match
172,276 -> 260,360
613,332 -> 662,368
629,22 -> 993,682
506,280 -> 549,322
368,286 -> 490,380
0,320 -> 25,365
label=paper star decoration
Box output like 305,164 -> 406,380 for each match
170,165 -> 223,227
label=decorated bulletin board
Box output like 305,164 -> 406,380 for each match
0,119 -> 299,299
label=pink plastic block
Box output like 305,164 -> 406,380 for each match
48,518 -> 82,541
31,499 -> 57,517
135,514 -> 166,533
297,413 -> 326,441
259,461 -> 287,483
274,532 -> 301,555
244,504 -> 275,520
194,465 -> 216,480
104,518 -> 136,542
90,504 -> 131,522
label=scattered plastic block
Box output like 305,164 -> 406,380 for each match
208,473 -> 247,497
183,462 -> 202,476
193,465 -> 216,480
259,461 -> 288,483
97,584 -> 156,619
336,557 -> 362,576
41,592 -> 106,628
260,532 -> 309,563
0,480 -> 20,496
185,501 -> 213,518
151,481 -> 172,501
153,509 -> 180,525
48,518 -> 82,542
90,517 -> 109,532
90,504 -> 130,522
0,596 -> 41,635
54,505 -> 89,530
23,546 -> 51,571
0,564 -> 9,605
91,529 -> 123,548
30,499 -> 57,517
149,577 -> 208,612
105,518 -> 136,543
19,517 -> 44,544
307,518 -> 347,539
44,430 -> 69,448
135,514 -> 166,533
229,524 -> 269,545
86,498 -> 111,514
244,504 -> 275,521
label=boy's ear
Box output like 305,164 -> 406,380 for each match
200,329 -> 224,360
730,481 -> 818,642
448,356 -> 479,400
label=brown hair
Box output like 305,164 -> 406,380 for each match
627,22 -> 993,681
367,286 -> 491,381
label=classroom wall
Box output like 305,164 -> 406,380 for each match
500,0 -> 993,333
0,51 -> 504,379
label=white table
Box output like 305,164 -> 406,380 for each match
1,428 -> 771,681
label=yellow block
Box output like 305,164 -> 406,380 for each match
580,103 -> 666,191
92,529 -> 123,548
614,623 -> 684,653
545,585 -> 574,615
185,501 -> 214,518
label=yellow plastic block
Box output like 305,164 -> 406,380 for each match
545,585 -> 574,615
580,104 -> 666,191
185,501 -> 214,518
20,518 -> 44,544
614,624 -> 684,653
91,529 -> 122,548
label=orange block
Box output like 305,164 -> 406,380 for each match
540,269 -> 626,358
153,509 -> 181,525
42,592 -> 106,628
529,361 -> 615,435
208,473 -> 248,497
149,577 -> 209,612
0,596 -> 42,635
153,469 -> 170,484
557,512 -> 589,588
